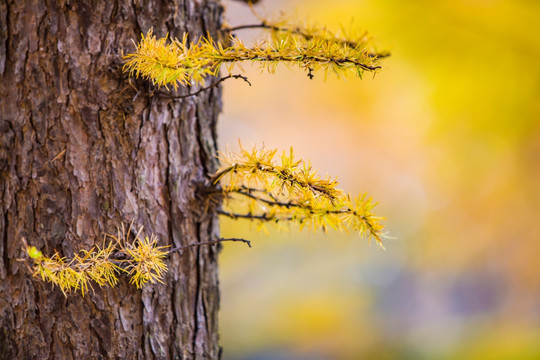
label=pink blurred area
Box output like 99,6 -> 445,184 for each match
218,1 -> 540,359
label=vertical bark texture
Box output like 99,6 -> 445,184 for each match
0,0 -> 224,358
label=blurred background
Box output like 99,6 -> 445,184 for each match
217,1 -> 540,359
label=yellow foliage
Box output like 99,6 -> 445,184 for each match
122,17 -> 386,244
27,224 -> 169,296
213,145 -> 385,246
123,234 -> 169,289
123,18 -> 384,88
31,14 -> 387,298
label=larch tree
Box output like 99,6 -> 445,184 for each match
0,1 -> 223,358
0,0 -> 387,359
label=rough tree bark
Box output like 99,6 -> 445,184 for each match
0,1 -> 224,359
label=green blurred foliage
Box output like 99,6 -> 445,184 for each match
219,0 -> 540,359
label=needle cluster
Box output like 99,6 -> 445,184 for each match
27,224 -> 169,296
123,18 -> 384,89
228,17 -> 389,60
213,146 -> 385,245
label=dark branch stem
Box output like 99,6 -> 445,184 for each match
159,74 -> 251,99
267,55 -> 382,71
168,237 -> 251,254
221,190 -> 372,217
212,165 -> 339,200
200,185 -> 280,202
217,205 -> 380,239
217,209 -> 286,221
226,23 -> 277,32
228,189 -> 300,209
237,185 -> 280,201
225,22 -> 390,59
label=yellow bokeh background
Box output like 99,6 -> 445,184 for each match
218,1 -> 540,359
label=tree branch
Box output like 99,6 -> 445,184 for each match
227,189 -> 300,209
217,203 -> 381,240
225,22 -> 390,59
217,209 -> 286,221
226,23 -> 278,32
212,163 -> 341,201
221,190 -> 374,218
168,237 -> 251,254
159,74 -> 251,99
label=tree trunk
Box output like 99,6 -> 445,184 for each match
0,1 -> 224,359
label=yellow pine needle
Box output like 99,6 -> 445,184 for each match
215,145 -> 385,246
123,21 -> 383,89
124,234 -> 169,289
27,226 -> 170,296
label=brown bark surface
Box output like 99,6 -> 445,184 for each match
0,1 -> 224,359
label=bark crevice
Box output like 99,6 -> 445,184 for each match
0,1 -> 223,358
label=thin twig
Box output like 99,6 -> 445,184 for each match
223,52 -> 381,72
199,185 -> 280,202
159,74 -> 251,99
218,206 -> 380,240
217,209 -> 283,221
228,189 -> 299,209
238,185 -> 280,201
221,190 -> 371,217
226,189 -> 342,214
168,237 -> 251,254
212,164 -> 340,201
225,22 -> 390,59
226,23 -> 278,32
